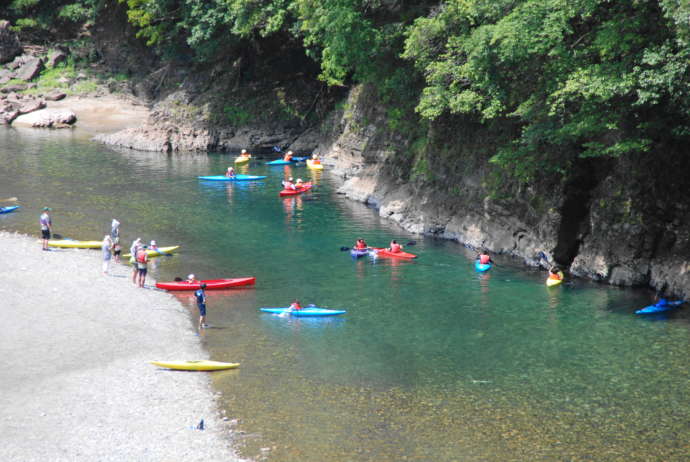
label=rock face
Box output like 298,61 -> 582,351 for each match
0,21 -> 22,64
315,84 -> 690,299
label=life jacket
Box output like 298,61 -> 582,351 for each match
390,243 -> 401,253
136,249 -> 147,263
284,154 -> 292,161
313,159 -> 321,164
290,302 -> 302,311
355,242 -> 367,250
479,254 -> 490,264
548,271 -> 563,280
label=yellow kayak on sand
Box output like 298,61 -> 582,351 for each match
150,360 -> 240,371
307,159 -> 324,170
546,271 -> 564,287
123,245 -> 180,258
234,156 -> 251,164
48,240 -> 102,249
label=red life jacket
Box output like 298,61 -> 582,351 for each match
390,243 -> 402,253
136,249 -> 147,263
479,254 -> 490,264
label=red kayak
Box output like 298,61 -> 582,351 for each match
371,248 -> 417,259
279,183 -> 313,197
156,277 -> 256,291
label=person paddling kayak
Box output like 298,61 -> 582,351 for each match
282,177 -> 296,190
387,240 -> 403,253
283,151 -> 294,162
225,166 -> 236,178
476,251 -> 494,265
288,300 -> 303,311
354,238 -> 369,251
548,267 -> 564,281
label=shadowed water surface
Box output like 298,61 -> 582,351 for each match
1,127 -> 688,461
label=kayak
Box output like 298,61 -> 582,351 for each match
48,240 -> 102,249
307,159 -> 324,170
475,260 -> 492,272
156,277 -> 256,291
0,205 -> 19,214
266,159 -> 293,165
279,183 -> 313,196
260,307 -> 347,317
198,175 -> 266,181
292,156 -> 308,162
350,248 -> 369,258
546,273 -> 564,287
150,360 -> 239,371
371,247 -> 417,259
123,246 -> 180,258
234,156 -> 251,164
636,300 -> 684,315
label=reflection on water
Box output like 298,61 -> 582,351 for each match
1,127 -> 689,462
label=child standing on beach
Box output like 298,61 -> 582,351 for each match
195,283 -> 208,329
39,207 -> 52,250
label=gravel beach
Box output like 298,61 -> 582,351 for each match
0,232 -> 242,462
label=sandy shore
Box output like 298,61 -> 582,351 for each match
0,232 -> 242,461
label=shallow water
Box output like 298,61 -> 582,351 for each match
1,127 -> 688,461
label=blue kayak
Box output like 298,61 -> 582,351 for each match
636,300 -> 684,315
260,307 -> 347,317
351,248 -> 369,259
475,260 -> 492,272
0,205 -> 19,214
198,175 -> 267,181
292,156 -> 308,162
266,159 -> 293,165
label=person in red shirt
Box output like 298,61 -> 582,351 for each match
388,240 -> 403,253
354,238 -> 368,250
289,300 -> 302,311
283,151 -> 293,162
135,245 -> 149,288
477,252 -> 493,265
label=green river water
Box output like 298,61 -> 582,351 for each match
1,127 -> 688,461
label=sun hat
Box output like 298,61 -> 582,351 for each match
43,207 -> 51,211
188,274 -> 195,280
150,240 -> 156,246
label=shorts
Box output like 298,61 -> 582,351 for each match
41,229 -> 51,239
137,266 -> 147,276
113,248 -> 121,256
197,303 -> 206,316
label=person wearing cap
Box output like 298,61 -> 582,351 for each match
295,178 -> 304,188
149,240 -> 158,251
39,207 -> 52,250
225,166 -> 235,178
135,244 -> 149,288
240,148 -> 251,159
195,283 -> 208,328
283,150 -> 293,162
130,238 -> 142,285
186,274 -> 199,283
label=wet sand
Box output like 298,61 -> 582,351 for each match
0,232 -> 242,461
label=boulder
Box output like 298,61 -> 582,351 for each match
14,57 -> 43,81
18,98 -> 46,115
0,84 -> 27,93
47,50 -> 67,68
0,21 -> 22,64
45,91 -> 66,101
7,54 -> 29,70
13,108 -> 77,128
0,108 -> 19,124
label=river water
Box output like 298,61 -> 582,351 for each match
1,127 -> 688,461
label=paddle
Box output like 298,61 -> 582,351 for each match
340,241 -> 416,251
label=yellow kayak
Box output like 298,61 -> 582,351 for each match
234,156 -> 251,164
48,240 -> 102,249
546,271 -> 564,287
150,360 -> 240,371
123,245 -> 180,258
307,159 -> 324,170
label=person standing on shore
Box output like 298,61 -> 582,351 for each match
110,219 -> 121,263
101,235 -> 113,274
195,283 -> 208,329
39,207 -> 52,250
135,245 -> 149,288
130,238 -> 142,285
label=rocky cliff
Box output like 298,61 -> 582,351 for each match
314,84 -> 690,298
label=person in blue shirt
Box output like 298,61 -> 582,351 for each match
195,283 -> 208,329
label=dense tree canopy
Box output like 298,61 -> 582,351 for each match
3,0 -> 688,181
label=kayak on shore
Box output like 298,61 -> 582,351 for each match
279,183 -> 313,196
150,360 -> 240,371
370,247 -> 417,259
156,277 -> 256,291
123,246 -> 180,258
0,205 -> 20,214
636,300 -> 684,315
260,307 -> 347,317
48,239 -> 102,249
475,260 -> 492,272
198,175 -> 266,181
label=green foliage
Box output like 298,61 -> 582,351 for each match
223,104 -> 253,125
